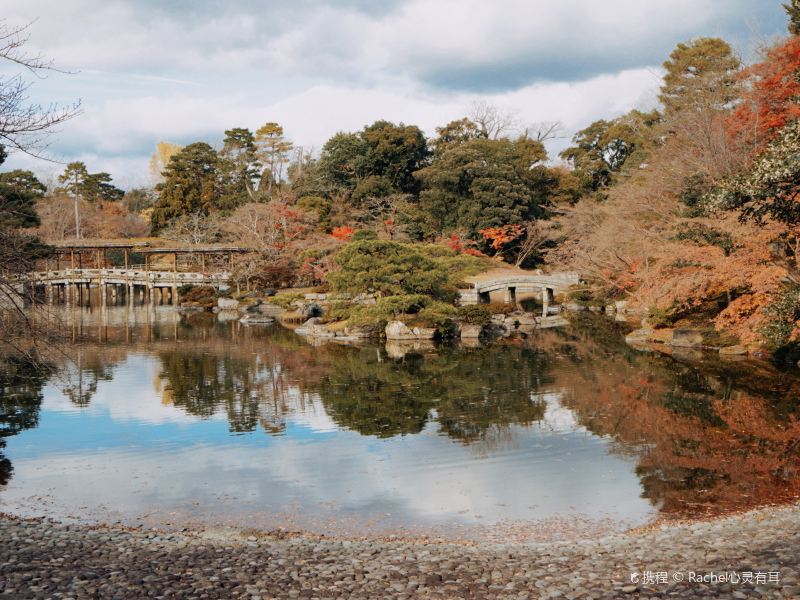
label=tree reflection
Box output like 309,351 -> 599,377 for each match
0,356 -> 50,486
545,319 -> 800,519
59,349 -> 117,407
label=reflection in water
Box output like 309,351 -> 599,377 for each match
0,357 -> 49,486
0,306 -> 798,537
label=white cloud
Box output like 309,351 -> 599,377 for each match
0,0 -> 784,185
5,67 -> 660,185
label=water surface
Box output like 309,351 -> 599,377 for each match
1,306 -> 798,541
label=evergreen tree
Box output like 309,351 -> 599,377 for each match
0,149 -> 39,229
150,142 -> 223,233
786,0 -> 800,36
220,127 -> 260,202
659,38 -> 741,115
0,170 -> 46,197
414,136 -> 555,237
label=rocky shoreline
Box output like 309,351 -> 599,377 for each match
2,504 -> 798,599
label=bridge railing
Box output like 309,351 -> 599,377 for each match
14,268 -> 231,283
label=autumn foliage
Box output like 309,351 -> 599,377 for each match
330,226 -> 355,241
727,36 -> 800,148
479,224 -> 524,251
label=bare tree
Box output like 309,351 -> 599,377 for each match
162,212 -> 221,245
0,20 -> 82,157
468,100 -> 519,139
515,221 -> 557,267
525,121 -> 565,143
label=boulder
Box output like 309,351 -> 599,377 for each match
625,328 -> 654,344
344,324 -> 382,339
385,320 -> 437,340
490,314 -> 506,325
459,323 -> 484,339
671,329 -> 705,348
217,297 -> 239,310
719,345 -> 747,356
563,303 -> 585,312
178,301 -> 204,312
538,315 -> 569,329
239,314 -> 275,324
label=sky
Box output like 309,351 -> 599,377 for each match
0,0 -> 790,189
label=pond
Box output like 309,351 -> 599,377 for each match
1,306 -> 798,542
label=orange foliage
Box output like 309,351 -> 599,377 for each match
479,224 -> 524,251
330,226 -> 355,241
727,36 -> 800,148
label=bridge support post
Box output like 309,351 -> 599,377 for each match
542,287 -> 554,317
128,284 -> 135,307
503,286 -> 517,307
147,284 -> 154,305
45,283 -> 53,304
172,283 -> 178,306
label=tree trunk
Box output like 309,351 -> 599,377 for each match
73,196 -> 81,239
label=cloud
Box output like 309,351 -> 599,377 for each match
0,0 -> 787,185
8,67 -> 660,186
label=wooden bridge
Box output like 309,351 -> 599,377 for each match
459,272 -> 581,315
14,241 -> 250,306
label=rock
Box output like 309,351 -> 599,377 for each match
671,328 -> 705,348
216,309 -> 240,322
178,301 -> 204,312
563,303 -> 585,312
604,305 -> 616,314
538,316 -> 569,329
255,303 -> 284,318
588,305 -> 602,313
490,314 -> 506,325
344,324 -> 382,339
385,321 -> 436,340
459,323 -> 484,339
719,345 -> 747,356
217,297 -> 239,310
239,314 -> 275,324
625,328 -> 654,344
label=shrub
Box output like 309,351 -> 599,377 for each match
412,301 -> 458,335
647,305 -> 675,328
457,305 -> 492,326
270,292 -> 304,310
328,240 -> 450,298
673,223 -> 735,256
762,284 -> 800,349
679,173 -> 712,217
352,229 -> 378,241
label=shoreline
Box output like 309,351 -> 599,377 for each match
2,502 -> 798,598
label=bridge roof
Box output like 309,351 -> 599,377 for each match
53,241 -> 151,251
137,246 -> 252,254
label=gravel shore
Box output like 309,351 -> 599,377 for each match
2,504 -> 799,599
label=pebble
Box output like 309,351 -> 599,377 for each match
1,504 -> 799,598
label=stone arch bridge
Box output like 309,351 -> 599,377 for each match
459,272 -> 581,316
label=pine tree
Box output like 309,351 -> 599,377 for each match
785,0 -> 800,36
